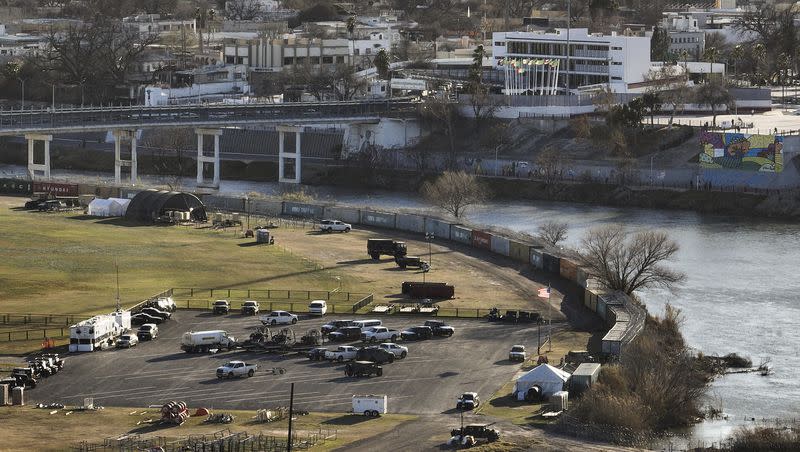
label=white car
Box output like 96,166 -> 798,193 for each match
509,345 -> 526,362
260,310 -> 298,325
379,342 -> 408,359
319,219 -> 351,233
116,334 -> 139,348
308,300 -> 327,315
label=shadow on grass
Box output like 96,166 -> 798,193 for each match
237,242 -> 266,248
336,258 -> 379,266
321,414 -> 374,426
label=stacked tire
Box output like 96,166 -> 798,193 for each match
161,401 -> 189,425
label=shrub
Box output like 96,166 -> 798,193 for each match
727,426 -> 800,452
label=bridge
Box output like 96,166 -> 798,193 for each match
1,98 -> 418,187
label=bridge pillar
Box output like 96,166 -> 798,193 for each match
196,128 -> 223,188
277,125 -> 303,184
113,130 -> 138,185
25,134 -> 52,180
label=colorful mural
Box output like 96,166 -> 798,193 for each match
699,132 -> 784,172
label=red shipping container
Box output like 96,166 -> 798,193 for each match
471,230 -> 492,250
33,182 -> 78,197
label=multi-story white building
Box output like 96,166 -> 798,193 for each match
661,14 -> 705,61
492,29 -> 651,94
122,14 -> 196,37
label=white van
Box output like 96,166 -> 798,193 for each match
308,300 -> 328,315
352,319 -> 382,330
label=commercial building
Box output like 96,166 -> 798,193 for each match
661,14 -> 705,61
122,14 -> 196,37
492,29 -> 651,94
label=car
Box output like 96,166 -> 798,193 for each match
379,342 -> 408,359
141,307 -> 171,320
319,219 -> 351,233
259,310 -> 298,325
344,361 -> 383,377
509,345 -> 526,362
216,361 -> 258,379
137,323 -> 159,341
321,319 -> 354,335
361,326 -> 400,343
328,326 -> 362,342
356,346 -> 395,364
212,300 -> 230,315
131,312 -> 162,325
116,334 -> 139,348
400,326 -> 433,341
307,347 -> 328,361
241,300 -> 260,315
456,392 -> 480,410
308,300 -> 327,315
325,345 -> 359,362
424,320 -> 455,337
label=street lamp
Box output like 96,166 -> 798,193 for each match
17,78 -> 25,109
425,232 -> 434,268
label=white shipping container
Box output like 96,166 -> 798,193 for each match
352,394 -> 387,416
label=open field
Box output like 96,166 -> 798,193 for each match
0,405 -> 415,452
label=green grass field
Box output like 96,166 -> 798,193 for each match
0,197 -> 354,317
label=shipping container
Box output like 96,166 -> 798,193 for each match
283,202 -> 323,218
0,178 -> 32,196
324,206 -> 361,224
559,259 -> 579,283
396,213 -> 425,233
576,267 -> 589,288
471,230 -> 491,250
597,296 -> 607,322
508,240 -> 530,263
529,246 -> 544,269
34,182 -> 78,197
570,363 -> 601,395
607,305 -> 630,324
601,322 -> 628,355
542,252 -> 560,274
408,282 -> 455,299
360,210 -> 396,229
584,289 -> 600,313
490,235 -> 510,256
450,225 -> 472,244
424,218 -> 451,239
251,200 -> 284,216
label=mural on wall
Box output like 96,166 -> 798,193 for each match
699,132 -> 784,172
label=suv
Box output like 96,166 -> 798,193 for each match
328,326 -> 362,342
141,306 -> 171,321
395,255 -> 430,271
137,323 -> 158,341
456,392 -> 480,410
319,219 -> 351,233
321,319 -> 354,335
424,320 -> 455,337
450,425 -> 499,442
213,300 -> 230,315
116,334 -> 139,348
356,346 -> 396,364
344,361 -> 383,377
379,343 -> 408,359
260,310 -> 298,325
307,347 -> 328,361
509,345 -> 526,362
367,239 -> 407,260
241,300 -> 260,315
401,326 -> 433,341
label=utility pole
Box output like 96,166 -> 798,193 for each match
115,261 -> 121,312
287,382 -> 295,451
566,0 -> 571,98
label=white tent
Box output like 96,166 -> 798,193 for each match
87,198 -> 131,217
513,364 -> 571,400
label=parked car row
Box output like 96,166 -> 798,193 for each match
210,301 -> 329,317
0,354 -> 65,390
321,319 -> 456,343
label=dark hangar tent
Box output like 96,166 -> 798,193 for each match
124,189 -> 207,222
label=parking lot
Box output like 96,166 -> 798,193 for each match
28,311 -> 558,414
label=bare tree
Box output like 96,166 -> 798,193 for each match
419,95 -> 458,168
644,64 -> 690,129
535,146 -> 563,185
143,128 -> 195,190
421,171 -> 488,218
580,225 -> 686,295
226,0 -> 263,20
538,221 -> 569,246
331,64 -> 367,100
694,75 -> 733,127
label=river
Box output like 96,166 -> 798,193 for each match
4,165 -> 799,444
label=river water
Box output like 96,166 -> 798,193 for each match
4,165 -> 799,444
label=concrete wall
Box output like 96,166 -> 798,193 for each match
490,235 -> 510,256
472,230 -> 491,250
508,240 -> 530,263
530,247 -> 543,269
324,206 -> 361,224
283,202 -> 324,218
451,225 -> 472,244
360,210 -> 396,228
343,117 -> 423,154
425,218 -> 451,240
251,199 -> 283,216
396,213 -> 426,233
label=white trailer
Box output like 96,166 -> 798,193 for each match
69,311 -> 129,353
352,394 -> 387,417
180,330 -> 237,353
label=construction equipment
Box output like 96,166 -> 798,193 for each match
161,401 -> 189,425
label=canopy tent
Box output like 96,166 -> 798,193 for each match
513,364 -> 571,400
124,189 -> 207,223
87,197 -> 131,217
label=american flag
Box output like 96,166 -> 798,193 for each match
538,287 -> 551,299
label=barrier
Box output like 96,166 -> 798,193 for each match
530,246 -> 544,269
250,199 -> 283,216
0,178 -> 32,195
360,210 -> 396,229
424,218 -> 451,239
450,225 -> 472,244
490,235 -> 510,256
119,188 -> 142,199
508,240 -> 529,263
576,267 -> 589,288
396,213 -> 426,233
324,206 -> 361,224
560,258 -> 579,283
203,195 -> 243,212
471,230 -> 491,250
542,252 -> 560,274
283,202 -> 324,218
35,182 -> 78,197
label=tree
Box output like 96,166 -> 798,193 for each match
331,64 -> 366,100
650,26 -> 670,61
420,171 -> 487,218
694,75 -> 733,127
735,5 -> 800,84
579,225 -> 685,295
640,92 -> 662,125
644,64 -> 689,128
469,44 -> 485,84
419,95 -> 458,167
226,0 -> 262,20
143,128 -> 194,190
374,48 -> 390,80
536,146 -> 563,185
538,221 -> 568,247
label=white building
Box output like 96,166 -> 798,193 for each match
144,65 -> 250,106
0,25 -> 46,58
492,29 -> 651,94
122,14 -> 196,37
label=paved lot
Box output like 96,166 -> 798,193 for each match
29,311 -> 558,414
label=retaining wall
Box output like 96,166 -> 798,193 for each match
490,235 -> 510,256
396,213 -> 426,234
360,210 -> 397,229
425,218 -> 451,240
283,202 -> 324,218
324,206 -> 361,224
450,225 -> 472,244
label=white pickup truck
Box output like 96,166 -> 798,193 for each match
361,326 -> 400,343
324,345 -> 359,362
216,361 -> 258,379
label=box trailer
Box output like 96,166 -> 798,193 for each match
352,394 -> 387,416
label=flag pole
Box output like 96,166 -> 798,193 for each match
548,282 -> 552,352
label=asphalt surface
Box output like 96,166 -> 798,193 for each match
28,311 -> 557,414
